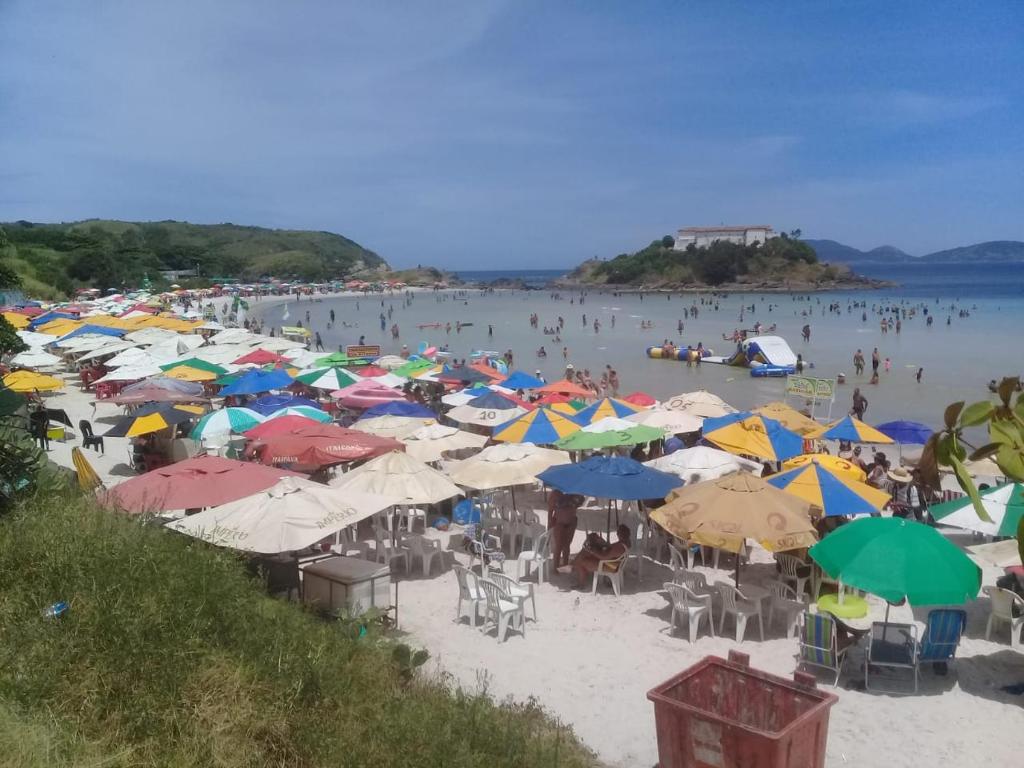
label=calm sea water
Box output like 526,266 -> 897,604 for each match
262,262 -> 1024,429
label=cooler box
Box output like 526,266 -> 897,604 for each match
647,651 -> 837,768
302,556 -> 391,615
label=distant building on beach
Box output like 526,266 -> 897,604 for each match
674,225 -> 774,250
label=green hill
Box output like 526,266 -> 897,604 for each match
0,219 -> 387,299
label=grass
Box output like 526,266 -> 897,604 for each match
0,490 -> 596,767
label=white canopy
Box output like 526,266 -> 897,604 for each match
627,407 -> 703,434
663,390 -> 736,419
77,342 -> 139,363
352,415 -> 437,440
9,349 -> 62,368
95,364 -> 163,383
16,330 -> 56,348
447,403 -> 526,428
644,446 -> 763,485
402,423 -> 488,463
330,451 -> 462,505
165,477 -> 397,554
445,442 -> 570,490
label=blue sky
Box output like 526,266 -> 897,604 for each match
1,1 -> 1022,267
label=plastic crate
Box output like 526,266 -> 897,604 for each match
647,650 -> 838,768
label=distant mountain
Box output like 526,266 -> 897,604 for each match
921,240 -> 1024,263
804,239 -> 914,264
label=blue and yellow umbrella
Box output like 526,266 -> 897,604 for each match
492,407 -> 582,445
572,397 -> 641,425
807,415 -> 894,444
766,460 -> 891,517
702,411 -> 803,462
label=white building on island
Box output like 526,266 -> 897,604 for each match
674,224 -> 774,250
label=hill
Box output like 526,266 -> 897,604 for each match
564,234 -> 881,290
0,219 -> 387,299
804,239 -> 914,263
806,238 -> 1024,264
922,240 -> 1024,263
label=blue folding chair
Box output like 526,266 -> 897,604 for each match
916,608 -> 967,689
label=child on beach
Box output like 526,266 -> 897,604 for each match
884,357 -> 891,373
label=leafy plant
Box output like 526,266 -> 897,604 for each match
392,643 -> 429,685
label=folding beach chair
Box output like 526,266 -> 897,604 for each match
796,611 -> 847,687
916,608 -> 967,688
866,621 -> 918,694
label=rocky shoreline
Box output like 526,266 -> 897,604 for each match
546,274 -> 895,293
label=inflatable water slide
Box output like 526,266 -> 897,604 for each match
705,335 -> 799,376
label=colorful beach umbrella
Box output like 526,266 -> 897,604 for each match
537,455 -> 682,500
363,401 -> 436,418
265,406 -> 332,423
72,447 -> 104,493
809,517 -> 981,606
875,420 -> 934,445
766,460 -> 891,517
314,351 -> 368,367
622,391 -> 657,408
233,349 -> 291,365
244,414 -> 327,438
807,415 -> 894,444
554,418 -> 664,451
781,453 -> 867,482
163,365 -> 218,382
2,370 -> 64,392
500,371 -> 546,390
295,367 -> 361,391
930,483 -> 1024,537
190,407 -> 265,439
218,368 -> 293,396
535,379 -> 593,399
572,397 -> 641,425
393,359 -> 436,379
492,406 -> 582,445
753,402 -> 821,436
247,424 -> 402,469
104,403 -> 203,438
702,412 -> 803,462
160,358 -> 227,376
248,394 -> 321,416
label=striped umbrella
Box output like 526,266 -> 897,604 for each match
492,407 -> 582,445
766,460 -> 891,517
295,367 -> 361,390
190,407 -> 265,439
104,404 -> 204,438
930,483 -> 1024,537
702,411 -> 803,462
807,415 -> 894,444
781,453 -> 867,482
572,397 -> 642,425
265,406 -> 332,424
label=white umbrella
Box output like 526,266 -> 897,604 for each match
447,403 -> 526,428
211,328 -> 255,346
374,355 -> 408,371
364,372 -> 407,389
146,335 -> 205,358
442,387 -> 493,407
95,364 -> 164,382
124,328 -> 180,345
645,445 -> 763,485
330,451 -> 462,505
664,390 -> 736,418
352,415 -> 436,440
627,406 -> 703,434
580,416 -> 647,433
402,423 -> 487,463
9,349 -> 62,368
165,476 -> 397,554
16,330 -> 57,347
77,342 -> 140,363
966,539 -> 1022,568
446,442 -> 570,490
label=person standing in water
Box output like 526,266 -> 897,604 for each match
851,387 -> 868,419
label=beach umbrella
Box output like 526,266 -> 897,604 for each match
104,403 -> 203,438
163,365 -> 218,382
356,365 -> 390,378
626,407 -> 703,435
353,414 -> 437,440
92,347 -> 153,368
190,407 -> 265,439
753,402 -> 821,436
492,406 -> 582,445
218,368 -> 293,396
535,378 -> 593,399
2,370 -> 64,392
446,442 -> 570,490
664,390 -> 736,418
95,364 -> 164,383
233,349 -> 290,365
448,394 -> 526,428
9,349 -> 62,368
374,355 -> 408,371
248,424 -> 403,469
555,418 -> 664,450
111,385 -> 203,405
623,391 -> 658,407
332,381 -> 406,408
781,453 -> 867,482
930,483 -> 1024,537
644,445 -> 763,484
295,367 -> 361,391
537,455 -> 682,501
500,371 -> 546,390
248,394 -> 321,416
329,451 -> 462,506
875,420 -> 934,445
393,359 -> 436,379
436,367 -> 494,386
314,351 -> 368,367
651,472 -> 817,584
702,412 -> 804,462
72,447 -> 104,493
166,476 -> 397,554
401,423 -> 488,463
2,311 -> 30,329
966,539 -> 1022,569
122,376 -> 203,396
809,517 -> 981,606
160,358 -> 227,376
363,400 -> 435,419
572,397 -> 642,425
766,461 -> 891,517
244,414 -> 326,439
807,415 -> 894,444
265,406 -> 332,423
16,330 -> 58,347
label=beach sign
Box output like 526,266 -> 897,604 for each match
786,375 -> 835,401
346,344 -> 382,359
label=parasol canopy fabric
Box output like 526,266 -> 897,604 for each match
329,450 -> 462,505
781,453 -> 867,482
248,394 -> 321,416
537,455 -> 682,501
644,445 -> 763,485
2,370 -> 65,392
295,367 -> 361,391
702,411 -> 803,462
104,403 -> 202,438
752,402 -> 821,435
189,407 -> 265,439
664,390 -> 736,418
352,414 -> 437,440
401,423 -> 487,463
218,368 -> 293,396
500,371 -> 546,390
554,418 -> 664,450
248,423 -> 403,469
765,460 -> 891,517
264,406 -> 332,424
626,407 -> 703,435
362,400 -> 435,419
491,406 -> 582,445
809,516 -> 981,606
535,378 -> 593,398
571,397 -> 642,425
807,415 -> 894,444
445,442 -> 570,490
244,414 -> 327,438
929,482 -> 1024,537
875,420 -> 934,445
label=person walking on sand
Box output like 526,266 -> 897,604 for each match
851,387 -> 868,420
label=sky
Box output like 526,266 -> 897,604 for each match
1,1 -> 1022,267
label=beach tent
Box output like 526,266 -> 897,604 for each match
445,442 -> 570,490
166,477 -> 396,554
702,412 -> 803,462
645,446 -> 763,485
401,423 -> 488,463
329,450 -> 462,506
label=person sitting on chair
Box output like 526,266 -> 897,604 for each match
571,524 -> 631,588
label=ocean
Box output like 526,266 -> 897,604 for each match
255,262 -> 1024,429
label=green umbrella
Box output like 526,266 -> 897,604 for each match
930,482 -> 1024,538
393,359 -> 435,379
555,423 -> 664,451
159,358 -> 227,375
315,351 -> 369,367
295,367 -> 361,390
809,516 -> 981,606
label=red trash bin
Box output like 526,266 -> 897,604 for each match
647,650 -> 838,768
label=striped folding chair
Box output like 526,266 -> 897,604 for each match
916,608 -> 967,689
796,611 -> 848,687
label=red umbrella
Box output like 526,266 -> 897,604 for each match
355,364 -> 388,377
623,391 -> 657,407
536,378 -> 593,398
99,455 -> 300,514
247,423 -> 403,469
234,349 -> 290,365
244,414 -> 323,438
536,392 -> 572,405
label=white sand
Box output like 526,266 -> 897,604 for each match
33,372 -> 1024,768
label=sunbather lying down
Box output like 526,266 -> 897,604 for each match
571,525 -> 631,588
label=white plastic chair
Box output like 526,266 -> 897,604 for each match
405,535 -> 443,577
776,553 -> 811,598
716,583 -> 764,642
330,525 -> 370,559
675,569 -> 713,595
400,505 -> 428,534
518,522 -> 546,556
766,580 -> 806,638
372,525 -> 409,571
490,571 -> 537,621
668,543 -> 688,581
478,578 -> 526,642
592,552 -> 628,596
467,530 -> 506,574
516,529 -> 551,582
983,586 -> 1024,648
664,581 -> 714,643
453,565 -> 485,627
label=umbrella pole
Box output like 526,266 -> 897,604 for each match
734,552 -> 740,589
510,486 -> 518,514
605,499 -> 611,539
